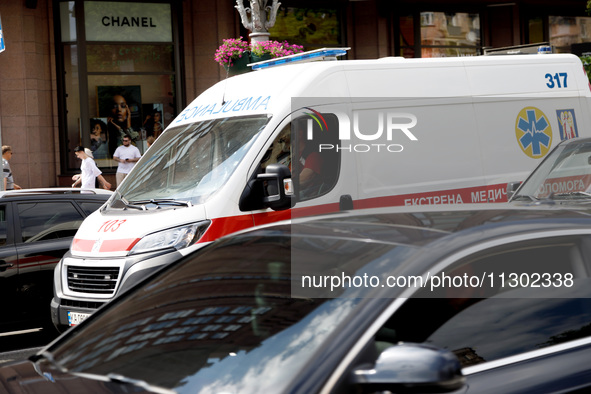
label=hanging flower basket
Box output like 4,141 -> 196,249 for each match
215,37 -> 304,76
215,37 -> 250,76
223,51 -> 252,76
250,40 -> 304,60
250,52 -> 273,64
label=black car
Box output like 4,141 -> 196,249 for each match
3,205 -> 591,393
0,188 -> 111,332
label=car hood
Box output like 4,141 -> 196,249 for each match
0,360 -> 162,393
70,204 -> 208,257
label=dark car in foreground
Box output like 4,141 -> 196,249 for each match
0,188 -> 111,332
3,204 -> 591,393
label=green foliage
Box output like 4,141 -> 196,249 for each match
580,55 -> 591,82
269,7 -> 340,47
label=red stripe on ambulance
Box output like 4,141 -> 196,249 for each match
72,183 -> 509,252
71,238 -> 95,252
72,238 -> 139,253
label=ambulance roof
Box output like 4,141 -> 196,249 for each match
172,53 -> 584,127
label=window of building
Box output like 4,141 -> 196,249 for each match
419,11 -> 481,57
398,14 -> 415,58
528,16 -> 545,44
399,11 -> 481,58
56,1 -> 182,173
549,15 -> 591,53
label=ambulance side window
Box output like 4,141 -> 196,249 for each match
261,114 -> 340,202
292,114 -> 340,201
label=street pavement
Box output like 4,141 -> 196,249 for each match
0,327 -> 59,366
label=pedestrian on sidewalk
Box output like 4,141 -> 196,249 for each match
113,136 -> 141,187
72,146 -> 111,191
2,146 -> 21,191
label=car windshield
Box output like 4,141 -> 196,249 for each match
513,140 -> 591,201
44,230 -> 410,393
110,115 -> 270,208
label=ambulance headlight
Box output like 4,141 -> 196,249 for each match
129,221 -> 210,255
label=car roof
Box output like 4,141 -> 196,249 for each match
552,136 -> 591,150
231,203 -> 591,273
0,188 -> 112,200
251,203 -> 591,241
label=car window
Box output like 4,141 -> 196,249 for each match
77,201 -> 105,216
17,201 -> 85,243
0,205 -> 7,247
379,235 -> 591,367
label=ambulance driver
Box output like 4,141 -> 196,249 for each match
295,122 -> 324,198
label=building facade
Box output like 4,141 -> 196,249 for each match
0,0 -> 588,188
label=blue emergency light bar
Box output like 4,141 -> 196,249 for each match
250,47 -> 350,70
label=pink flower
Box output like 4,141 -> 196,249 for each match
251,40 -> 304,58
215,37 -> 305,67
214,37 -> 249,66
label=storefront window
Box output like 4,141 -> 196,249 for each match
86,74 -> 175,168
86,44 -> 174,73
549,16 -> 591,53
63,45 -> 81,169
419,12 -> 480,57
57,1 -> 180,173
528,17 -> 544,44
399,15 -> 415,57
60,1 -> 77,41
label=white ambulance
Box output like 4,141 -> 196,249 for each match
51,49 -> 591,330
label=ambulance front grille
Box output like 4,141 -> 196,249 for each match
67,266 -> 120,295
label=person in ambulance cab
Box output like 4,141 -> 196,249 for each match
295,124 -> 324,198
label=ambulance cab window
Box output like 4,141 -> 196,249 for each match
262,114 -> 340,201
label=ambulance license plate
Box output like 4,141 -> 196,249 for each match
68,311 -> 90,326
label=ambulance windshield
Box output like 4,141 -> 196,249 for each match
110,115 -> 270,208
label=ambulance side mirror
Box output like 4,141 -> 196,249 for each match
258,164 -> 295,211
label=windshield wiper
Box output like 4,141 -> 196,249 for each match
511,194 -> 538,202
551,191 -> 591,199
115,190 -> 146,210
121,195 -> 147,210
130,198 -> 193,207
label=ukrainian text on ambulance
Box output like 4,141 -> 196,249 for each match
300,272 -> 574,293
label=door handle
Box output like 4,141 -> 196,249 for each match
0,261 -> 13,271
